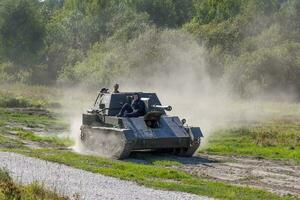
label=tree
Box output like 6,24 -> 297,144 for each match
192,0 -> 243,24
125,0 -> 193,27
0,0 -> 45,67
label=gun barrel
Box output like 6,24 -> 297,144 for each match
152,105 -> 172,111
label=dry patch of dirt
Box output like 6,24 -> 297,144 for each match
176,154 -> 300,196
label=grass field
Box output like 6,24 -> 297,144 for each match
0,84 -> 59,108
0,85 -> 299,200
202,120 -> 300,163
0,83 -> 93,110
0,107 -> 298,200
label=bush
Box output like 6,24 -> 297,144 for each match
224,42 -> 300,98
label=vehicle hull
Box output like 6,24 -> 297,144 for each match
80,115 -> 202,159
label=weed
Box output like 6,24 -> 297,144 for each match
0,168 -> 68,200
0,168 -> 11,183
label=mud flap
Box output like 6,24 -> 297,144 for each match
188,127 -> 202,147
190,127 -> 203,138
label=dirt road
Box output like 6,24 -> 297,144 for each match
173,154 -> 300,196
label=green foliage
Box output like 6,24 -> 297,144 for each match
192,0 -> 243,24
225,41 -> 300,97
59,27 -> 206,87
44,0 -> 149,84
0,62 -> 19,83
24,182 -> 68,200
0,0 -> 45,66
40,0 -> 64,20
126,0 -> 193,27
184,0 -> 300,97
0,0 -> 299,98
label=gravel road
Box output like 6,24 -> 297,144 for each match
0,152 -> 210,200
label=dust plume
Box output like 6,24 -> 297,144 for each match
66,29 -> 297,152
112,29 -> 297,146
115,30 -> 232,141
67,110 -> 125,157
69,115 -> 84,153
77,129 -> 126,158
60,87 -> 126,156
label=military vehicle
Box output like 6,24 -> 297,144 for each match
80,90 -> 203,159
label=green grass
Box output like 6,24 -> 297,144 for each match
0,83 -> 93,110
0,168 -> 68,200
202,120 -> 300,163
0,84 -> 62,109
1,148 -> 296,200
0,89 -> 298,199
0,107 -> 72,148
130,152 -> 183,167
0,108 -> 67,130
7,127 -> 73,147
0,135 -> 25,149
0,91 -> 51,108
0,94 -> 43,108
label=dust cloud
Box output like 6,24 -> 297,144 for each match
69,115 -> 84,153
113,30 -> 297,146
66,29 -> 297,151
68,113 -> 125,157
61,88 -> 126,156
115,30 -> 233,144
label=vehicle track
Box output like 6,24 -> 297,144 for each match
175,154 -> 300,196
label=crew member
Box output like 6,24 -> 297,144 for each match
117,93 -> 145,117
100,88 -> 109,97
114,83 -> 120,93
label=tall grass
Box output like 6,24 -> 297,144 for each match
0,168 -> 68,200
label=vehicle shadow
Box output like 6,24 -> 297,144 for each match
126,151 -> 218,166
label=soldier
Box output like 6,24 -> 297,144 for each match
100,88 -> 109,98
117,93 -> 145,117
100,88 -> 109,93
114,83 -> 120,93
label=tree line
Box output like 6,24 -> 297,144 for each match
0,0 -> 299,98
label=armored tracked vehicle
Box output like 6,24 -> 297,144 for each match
80,90 -> 203,159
